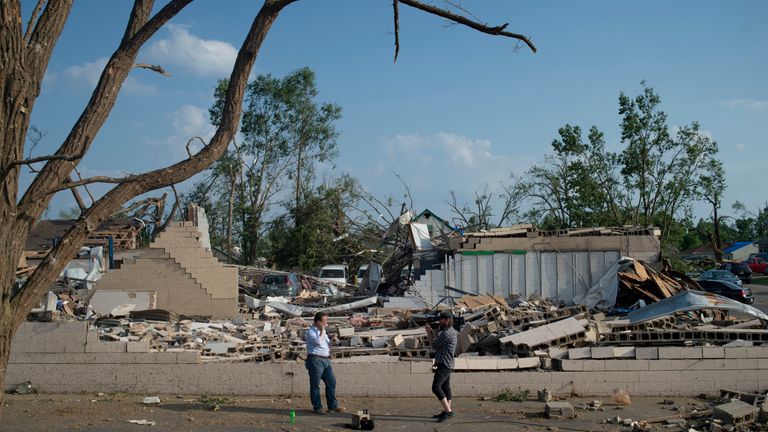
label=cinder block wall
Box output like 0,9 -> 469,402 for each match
6,323 -> 768,396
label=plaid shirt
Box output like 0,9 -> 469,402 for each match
432,326 -> 458,369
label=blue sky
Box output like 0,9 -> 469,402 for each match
24,1 -> 768,226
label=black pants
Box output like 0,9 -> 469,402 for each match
431,364 -> 452,401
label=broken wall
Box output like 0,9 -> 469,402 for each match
6,322 -> 768,396
92,216 -> 237,318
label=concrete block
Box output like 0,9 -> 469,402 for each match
635,347 -> 659,360
659,347 -> 702,359
746,347 -> 768,358
581,360 -> 605,371
127,341 -> 150,353
568,347 -> 591,360
409,361 -> 434,373
604,360 -> 629,371
558,359 -> 583,372
338,327 -> 355,337
517,357 -> 541,370
735,358 -> 759,369
702,347 -> 725,358
85,342 -> 126,353
545,401 -> 575,419
725,347 -> 748,358
387,361 -> 412,374
713,400 -> 759,425
548,347 -> 567,359
496,358 -> 519,370
176,351 -> 200,364
613,346 -> 636,358
590,347 -> 614,359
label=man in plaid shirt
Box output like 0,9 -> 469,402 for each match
425,310 -> 458,422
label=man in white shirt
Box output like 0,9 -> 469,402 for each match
305,312 -> 345,414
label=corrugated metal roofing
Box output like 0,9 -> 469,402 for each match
723,241 -> 753,254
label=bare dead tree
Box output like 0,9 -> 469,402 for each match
0,0 -> 536,401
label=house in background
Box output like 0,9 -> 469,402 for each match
682,241 -> 758,262
723,241 -> 758,261
413,209 -> 460,239
756,237 -> 768,254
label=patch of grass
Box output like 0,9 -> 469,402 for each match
492,387 -> 530,402
751,276 -> 768,286
199,394 -> 229,405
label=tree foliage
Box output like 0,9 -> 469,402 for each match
519,83 -> 723,252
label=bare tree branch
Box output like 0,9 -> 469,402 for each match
70,164 -> 96,204
1,153 -> 81,182
393,0 -> 400,62
132,63 -> 171,76
398,0 -> 536,53
23,0 -> 47,44
186,136 -> 208,158
48,175 -> 136,194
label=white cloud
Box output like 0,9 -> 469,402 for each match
384,133 -> 494,168
64,57 -> 108,87
170,104 -> 212,137
720,99 -> 768,111
144,24 -> 238,77
142,105 -> 215,162
363,132 -> 534,217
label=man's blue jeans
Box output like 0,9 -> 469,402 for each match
305,357 -> 338,411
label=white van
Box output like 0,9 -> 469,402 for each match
318,264 -> 347,285
356,264 -> 369,286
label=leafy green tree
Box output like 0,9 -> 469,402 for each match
268,176 -> 362,271
200,68 -> 342,264
618,83 -> 718,239
697,157 -> 726,261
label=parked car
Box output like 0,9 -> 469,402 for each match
696,279 -> 754,304
355,264 -> 368,286
745,257 -> 768,275
718,262 -> 753,284
318,264 -> 348,285
697,269 -> 743,286
259,272 -> 300,297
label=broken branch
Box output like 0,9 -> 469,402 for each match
397,0 -> 536,53
186,136 -> 208,158
132,63 -> 171,76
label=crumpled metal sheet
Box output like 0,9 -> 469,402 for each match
628,290 -> 768,324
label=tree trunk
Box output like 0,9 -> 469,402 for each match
713,202 -> 723,262
226,175 -> 236,264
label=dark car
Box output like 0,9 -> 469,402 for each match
697,269 -> 743,286
719,262 -> 753,284
259,273 -> 301,297
696,279 -> 754,304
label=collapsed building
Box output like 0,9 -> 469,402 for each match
8,207 -> 768,428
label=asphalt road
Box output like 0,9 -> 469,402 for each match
746,275 -> 768,313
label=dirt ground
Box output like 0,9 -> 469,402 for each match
0,393 -> 730,432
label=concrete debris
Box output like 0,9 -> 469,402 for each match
142,396 -> 161,404
545,401 -> 575,419
712,400 -> 759,425
127,419 -> 156,426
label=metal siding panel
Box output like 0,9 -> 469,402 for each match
493,253 -> 509,296
462,254 -> 478,294
589,252 -> 606,287
511,254 -> 526,297
478,254 -> 493,295
454,254 -> 462,291
525,252 -> 541,299
541,252 -> 558,300
556,252 -> 575,303
573,252 -> 591,295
